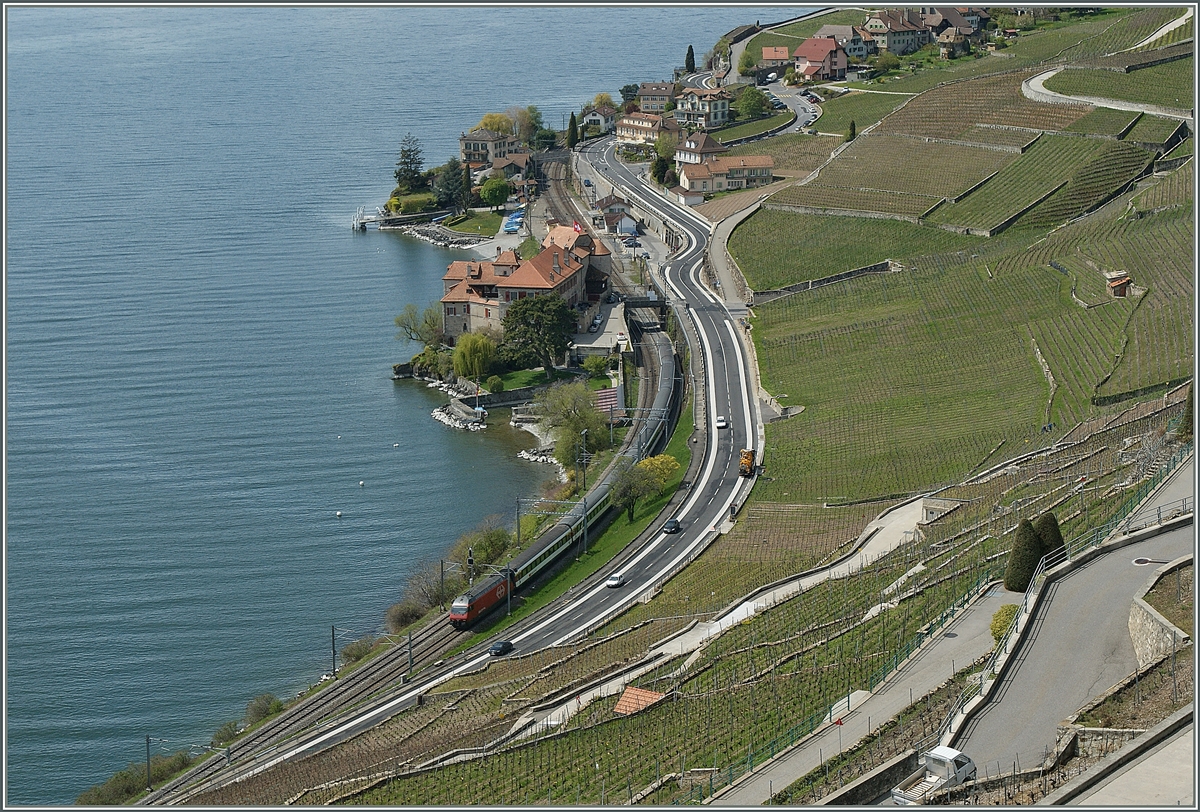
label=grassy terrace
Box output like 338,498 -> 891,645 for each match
1017,140 -> 1154,228
1124,113 -> 1186,145
1064,106 -> 1141,136
809,134 -> 1017,199
1044,57 -> 1195,110
926,135 -> 1111,231
726,132 -> 838,174
728,209 -> 980,290
714,111 -> 793,143
1131,156 -> 1193,213
812,90 -> 911,136
955,124 -> 1043,149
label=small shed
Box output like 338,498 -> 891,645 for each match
613,686 -> 666,716
1104,271 -> 1132,298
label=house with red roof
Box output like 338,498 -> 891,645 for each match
440,230 -> 613,344
793,37 -> 848,82
761,45 -> 792,66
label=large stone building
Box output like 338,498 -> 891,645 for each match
672,88 -> 731,131
615,112 -> 681,146
636,82 -> 676,113
459,128 -> 520,167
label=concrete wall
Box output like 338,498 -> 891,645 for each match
815,750 -> 919,805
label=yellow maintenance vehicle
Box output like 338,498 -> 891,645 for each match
738,448 -> 755,477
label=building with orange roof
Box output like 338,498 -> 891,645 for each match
761,45 -> 792,66
678,155 -> 774,195
441,231 -> 612,344
793,37 -> 848,81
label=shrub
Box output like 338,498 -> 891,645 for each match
1033,512 -> 1064,558
1004,519 -> 1042,592
486,374 -> 505,393
990,604 -> 1020,644
244,693 -> 284,726
76,750 -> 194,805
583,355 -> 610,378
340,635 -> 377,666
211,720 -> 240,746
386,598 -> 425,632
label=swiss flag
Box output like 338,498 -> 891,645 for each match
834,717 -> 843,726
573,221 -> 582,233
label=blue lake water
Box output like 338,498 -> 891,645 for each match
4,6 -> 811,804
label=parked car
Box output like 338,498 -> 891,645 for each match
663,518 -> 681,534
583,178 -> 592,187
606,573 -> 625,588
606,291 -> 618,303
588,322 -> 600,333
624,239 -> 641,248
489,640 -> 514,656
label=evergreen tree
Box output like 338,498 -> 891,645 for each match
846,119 -> 857,142
432,158 -> 465,210
1004,519 -> 1041,593
566,111 -> 579,148
1033,512 -> 1064,559
1180,382 -> 1193,444
393,132 -> 425,192
685,44 -> 696,74
460,163 -> 473,210
501,294 -> 576,381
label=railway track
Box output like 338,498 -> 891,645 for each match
146,616 -> 466,804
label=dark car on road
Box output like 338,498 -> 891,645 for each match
489,640 -> 514,656
663,518 -> 681,534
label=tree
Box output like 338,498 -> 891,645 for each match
623,100 -> 641,114
432,157 -> 465,211
685,44 -> 696,74
480,175 -> 510,210
592,92 -> 616,110
582,354 -> 610,378
534,128 -> 558,150
1032,512 -> 1064,559
534,380 -> 610,468
654,131 -> 679,161
501,294 -> 576,382
638,454 -> 680,493
735,86 -> 770,120
477,112 -> 515,135
394,302 -> 444,349
663,167 -> 678,187
990,604 -> 1020,644
460,162 -> 474,209
508,105 -> 543,145
393,132 -> 425,192
619,83 -> 640,103
611,458 -> 660,520
1003,519 -> 1041,592
650,154 -> 670,184
452,332 -> 496,381
738,49 -> 757,74
877,52 -> 901,71
485,374 -> 505,393
566,111 -> 579,148
846,119 -> 857,142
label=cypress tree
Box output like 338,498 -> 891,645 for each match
685,44 -> 696,74
567,112 -> 579,148
846,119 -> 857,142
1004,519 -> 1041,593
1180,382 -> 1193,444
1033,512 -> 1064,559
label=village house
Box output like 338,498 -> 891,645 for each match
937,27 -> 970,58
490,151 -> 530,180
636,82 -> 676,113
672,87 -> 731,131
440,228 -> 611,344
862,9 -> 931,55
678,155 -> 774,195
674,131 -> 728,170
602,211 -> 638,237
459,128 -> 520,168
615,112 -> 681,146
793,37 -> 849,82
761,45 -> 792,67
812,24 -> 870,61
920,6 -> 985,42
581,104 -> 619,134
594,194 -> 633,215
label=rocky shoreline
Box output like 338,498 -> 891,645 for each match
388,222 -> 490,250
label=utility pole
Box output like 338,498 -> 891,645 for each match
331,625 -> 337,678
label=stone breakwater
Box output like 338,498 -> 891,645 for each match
393,222 -> 490,250
432,404 -> 485,431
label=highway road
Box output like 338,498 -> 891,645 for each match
161,138 -> 764,800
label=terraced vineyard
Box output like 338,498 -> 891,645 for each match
768,183 -> 939,218
726,132 -> 838,174
878,71 -> 1091,140
1043,56 -> 1195,110
714,111 -> 793,144
1135,15 -> 1193,49
1130,157 -> 1193,213
1056,6 -> 1189,61
1084,40 -> 1193,71
954,124 -> 1044,150
806,134 -> 1018,200
926,135 -> 1111,232
728,209 -> 981,290
1017,140 -> 1154,228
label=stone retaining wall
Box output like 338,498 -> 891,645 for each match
1129,554 -> 1192,668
